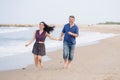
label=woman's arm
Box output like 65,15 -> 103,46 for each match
59,32 -> 64,41
60,32 -> 64,37
25,31 -> 36,47
46,32 -> 60,41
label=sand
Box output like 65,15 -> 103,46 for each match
0,25 -> 120,80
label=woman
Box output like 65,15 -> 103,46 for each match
25,21 -> 61,70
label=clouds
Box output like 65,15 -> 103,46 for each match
0,0 -> 120,24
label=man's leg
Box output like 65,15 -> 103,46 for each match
67,44 -> 75,68
63,41 -> 69,68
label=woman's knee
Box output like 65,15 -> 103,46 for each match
38,55 -> 42,60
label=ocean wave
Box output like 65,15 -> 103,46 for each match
0,27 -> 29,34
0,29 -> 119,58
0,43 -> 32,58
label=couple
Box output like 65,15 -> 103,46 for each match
25,15 -> 79,70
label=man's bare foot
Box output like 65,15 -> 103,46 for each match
66,64 -> 70,69
64,64 -> 67,69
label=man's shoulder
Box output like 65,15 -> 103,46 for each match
74,24 -> 78,27
64,23 -> 69,27
74,24 -> 79,29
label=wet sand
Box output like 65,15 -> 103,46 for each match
0,25 -> 120,80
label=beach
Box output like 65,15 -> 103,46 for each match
0,25 -> 120,80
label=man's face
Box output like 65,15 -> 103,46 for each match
69,17 -> 75,24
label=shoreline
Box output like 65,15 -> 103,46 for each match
0,25 -> 120,80
0,35 -> 120,80
0,32 -> 119,71
0,39 -> 100,71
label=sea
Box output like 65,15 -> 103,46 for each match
0,26 -> 118,71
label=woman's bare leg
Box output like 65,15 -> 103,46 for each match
38,55 -> 43,68
34,54 -> 39,70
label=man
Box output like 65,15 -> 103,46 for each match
60,15 -> 79,68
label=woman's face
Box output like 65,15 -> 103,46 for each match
39,23 -> 45,29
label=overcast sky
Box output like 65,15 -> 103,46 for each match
0,0 -> 120,24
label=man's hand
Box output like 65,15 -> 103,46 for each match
68,31 -> 74,36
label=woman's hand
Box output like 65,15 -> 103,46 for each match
59,37 -> 63,41
25,44 -> 29,47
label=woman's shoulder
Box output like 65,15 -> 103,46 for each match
35,30 -> 39,33
36,30 -> 39,32
34,30 -> 39,34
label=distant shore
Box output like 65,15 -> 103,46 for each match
0,24 -> 120,34
0,24 -> 37,27
98,21 -> 120,25
0,23 -> 120,27
0,24 -> 64,27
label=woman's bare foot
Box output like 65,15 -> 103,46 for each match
40,63 -> 44,68
35,66 -> 39,71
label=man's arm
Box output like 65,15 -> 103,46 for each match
68,26 -> 79,37
68,32 -> 78,37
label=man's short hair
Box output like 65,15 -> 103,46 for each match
69,15 -> 75,19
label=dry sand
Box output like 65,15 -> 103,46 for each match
0,25 -> 120,80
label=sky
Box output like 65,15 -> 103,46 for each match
0,0 -> 120,24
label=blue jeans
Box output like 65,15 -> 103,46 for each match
63,41 -> 75,61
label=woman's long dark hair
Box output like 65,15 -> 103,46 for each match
40,21 -> 55,34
